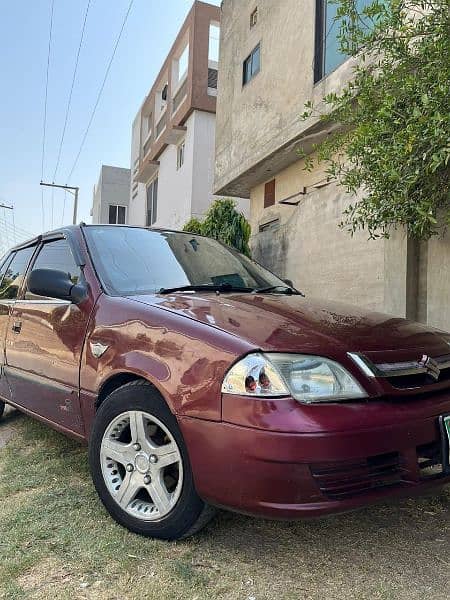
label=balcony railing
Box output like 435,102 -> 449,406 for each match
143,134 -> 153,157
173,78 -> 188,114
155,111 -> 167,140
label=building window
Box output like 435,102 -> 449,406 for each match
243,43 -> 260,85
208,23 -> 220,63
250,7 -> 258,28
264,179 -> 276,208
109,205 -> 126,224
146,177 -> 158,226
177,141 -> 185,170
314,0 -> 372,82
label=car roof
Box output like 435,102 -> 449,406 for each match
8,223 -> 208,253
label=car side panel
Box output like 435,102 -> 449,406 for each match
80,294 -> 253,437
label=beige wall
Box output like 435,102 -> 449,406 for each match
215,0 -> 356,197
424,232 -> 450,331
250,157 -> 385,311
215,0 -> 450,331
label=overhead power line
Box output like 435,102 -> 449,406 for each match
41,0 -> 55,232
66,0 -> 135,184
52,0 -> 92,183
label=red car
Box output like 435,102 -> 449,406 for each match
0,224 -> 449,539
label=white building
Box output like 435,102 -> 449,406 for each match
91,165 -> 131,225
128,1 -> 247,230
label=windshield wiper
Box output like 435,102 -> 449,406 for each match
159,283 -> 255,294
254,285 -> 304,296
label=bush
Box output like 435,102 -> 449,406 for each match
182,199 -> 251,256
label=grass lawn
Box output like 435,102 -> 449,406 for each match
0,408 -> 449,600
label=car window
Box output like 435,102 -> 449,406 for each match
0,246 -> 35,301
25,238 -> 80,300
84,226 -> 285,296
0,254 -> 12,288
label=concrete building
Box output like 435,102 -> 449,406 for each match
91,165 -> 131,225
128,1 -> 247,230
214,0 -> 450,330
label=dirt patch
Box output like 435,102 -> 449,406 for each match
18,557 -> 73,594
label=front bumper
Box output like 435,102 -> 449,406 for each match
178,393 -> 450,519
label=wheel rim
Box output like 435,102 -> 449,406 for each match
100,410 -> 183,521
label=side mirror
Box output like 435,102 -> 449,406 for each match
283,278 -> 294,288
28,269 -> 87,304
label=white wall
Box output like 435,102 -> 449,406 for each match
91,166 -> 131,224
128,113 -> 146,226
127,109 -> 248,230
152,111 -> 195,229
191,111 -> 249,219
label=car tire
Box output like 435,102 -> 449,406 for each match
89,380 -> 215,540
0,400 -> 4,420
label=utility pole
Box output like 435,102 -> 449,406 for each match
40,182 -> 79,225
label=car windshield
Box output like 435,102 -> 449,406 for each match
84,226 -> 287,296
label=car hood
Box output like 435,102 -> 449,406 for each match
128,292 -> 450,360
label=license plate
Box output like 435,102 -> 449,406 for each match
439,415 -> 450,474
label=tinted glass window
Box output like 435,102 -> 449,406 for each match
0,254 -> 12,283
243,44 -> 260,85
316,0 -> 372,81
85,226 -> 284,296
0,246 -> 35,300
25,239 -> 80,300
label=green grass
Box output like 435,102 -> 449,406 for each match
0,410 -> 449,599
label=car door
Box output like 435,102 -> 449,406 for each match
0,246 -> 37,402
4,236 -> 89,435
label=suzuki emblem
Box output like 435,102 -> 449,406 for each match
419,354 -> 440,381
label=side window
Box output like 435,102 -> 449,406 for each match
25,239 -> 80,300
0,254 -> 12,285
0,247 -> 35,301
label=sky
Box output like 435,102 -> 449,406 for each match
0,0 -> 220,253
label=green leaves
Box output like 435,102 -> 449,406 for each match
302,0 -> 450,239
182,199 -> 252,257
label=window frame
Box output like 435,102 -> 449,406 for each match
108,204 -> 127,225
314,0 -> 372,83
0,245 -> 37,302
242,43 -> 261,86
0,253 -> 13,290
24,237 -> 81,301
146,177 -> 158,227
264,179 -> 276,208
314,0 -> 326,83
177,140 -> 186,170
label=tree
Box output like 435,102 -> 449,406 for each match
300,0 -> 450,240
182,199 -> 251,256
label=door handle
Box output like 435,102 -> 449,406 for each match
12,321 -> 22,334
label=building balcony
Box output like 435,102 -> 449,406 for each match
136,157 -> 160,184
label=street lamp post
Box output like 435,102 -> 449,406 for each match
39,182 -> 79,225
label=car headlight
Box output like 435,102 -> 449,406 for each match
221,353 -> 367,403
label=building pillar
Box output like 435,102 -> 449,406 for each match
384,228 -> 427,322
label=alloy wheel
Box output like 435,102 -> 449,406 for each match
100,410 -> 183,521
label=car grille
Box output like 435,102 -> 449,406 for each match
349,352 -> 450,393
310,452 -> 407,500
386,366 -> 450,390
